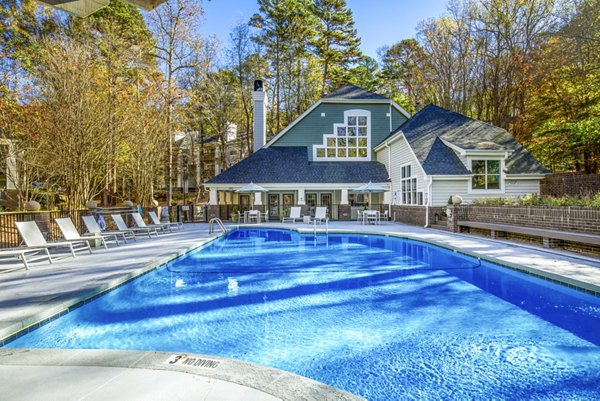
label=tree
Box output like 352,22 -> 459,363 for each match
524,0 -> 600,173
378,39 -> 430,113
71,0 -> 155,205
147,0 -> 203,204
251,0 -> 318,132
312,0 -> 362,95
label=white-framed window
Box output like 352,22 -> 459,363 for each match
400,164 -> 420,205
313,109 -> 370,161
471,159 -> 502,190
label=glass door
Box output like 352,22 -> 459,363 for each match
320,193 -> 332,218
239,195 -> 250,211
269,194 -> 280,219
306,193 -> 317,216
282,193 -> 295,217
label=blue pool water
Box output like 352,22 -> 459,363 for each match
6,229 -> 600,400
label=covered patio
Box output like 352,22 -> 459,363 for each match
205,183 -> 391,222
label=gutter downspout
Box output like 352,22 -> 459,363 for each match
424,176 -> 433,228
386,142 -> 392,219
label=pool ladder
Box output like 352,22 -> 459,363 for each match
208,217 -> 227,234
313,218 -> 329,236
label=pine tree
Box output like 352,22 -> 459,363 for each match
312,0 -> 362,95
250,0 -> 317,132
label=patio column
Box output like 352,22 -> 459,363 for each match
341,189 -> 349,205
254,192 -> 263,206
384,191 -> 391,205
297,188 -> 306,205
209,189 -> 218,205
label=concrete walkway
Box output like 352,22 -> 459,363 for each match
0,221 -> 598,400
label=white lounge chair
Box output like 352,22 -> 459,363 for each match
111,214 -> 159,238
55,217 -> 111,249
314,207 -> 328,224
82,215 -> 133,243
131,212 -> 168,234
0,247 -> 53,270
149,211 -> 183,231
15,221 -> 92,258
282,206 -> 302,223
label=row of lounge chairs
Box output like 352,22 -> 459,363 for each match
1,212 -> 183,270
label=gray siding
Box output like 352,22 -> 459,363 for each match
432,178 -> 542,206
271,103 -> 407,161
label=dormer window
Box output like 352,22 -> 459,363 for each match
471,159 -> 501,190
313,109 -> 371,160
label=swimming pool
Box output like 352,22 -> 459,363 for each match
6,228 -> 600,400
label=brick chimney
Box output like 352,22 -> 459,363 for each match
252,80 -> 267,152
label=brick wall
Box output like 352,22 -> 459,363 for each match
449,205 -> 600,234
541,173 -> 600,197
391,206 -> 447,227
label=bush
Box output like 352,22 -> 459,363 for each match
471,192 -> 600,207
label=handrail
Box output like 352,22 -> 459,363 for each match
313,217 -> 329,236
209,217 -> 227,234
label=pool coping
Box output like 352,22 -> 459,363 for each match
0,348 -> 363,401
2,223 -> 599,347
0,233 -> 226,345
0,222 -> 598,400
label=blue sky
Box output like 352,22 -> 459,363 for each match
200,0 -> 449,60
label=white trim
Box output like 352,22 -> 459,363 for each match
373,129 -> 404,151
267,98 -> 410,148
395,131 -> 427,177
430,175 -> 472,180
312,109 -> 371,161
399,162 -> 419,205
441,138 -> 512,157
265,100 -> 322,147
390,100 -> 411,118
205,182 -> 391,191
505,174 -> 548,179
467,158 -> 505,194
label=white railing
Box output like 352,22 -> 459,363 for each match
209,217 -> 227,234
313,217 -> 329,236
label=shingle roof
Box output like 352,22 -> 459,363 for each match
382,104 -> 548,175
206,147 -> 390,184
323,83 -> 388,101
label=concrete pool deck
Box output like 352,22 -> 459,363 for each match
0,221 -> 598,400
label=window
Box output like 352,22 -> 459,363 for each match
313,110 -> 370,160
400,164 -> 419,205
471,160 -> 501,190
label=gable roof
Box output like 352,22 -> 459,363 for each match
322,83 -> 388,101
265,84 -> 410,148
206,147 -> 389,184
379,104 -> 548,175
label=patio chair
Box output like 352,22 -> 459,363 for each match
149,211 -> 183,231
55,217 -> 111,249
111,214 -> 159,238
82,215 -> 134,243
131,212 -> 169,234
247,210 -> 260,224
0,247 -> 53,270
356,209 -> 363,223
15,221 -> 92,258
314,207 -> 328,224
381,210 -> 390,223
282,206 -> 302,223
